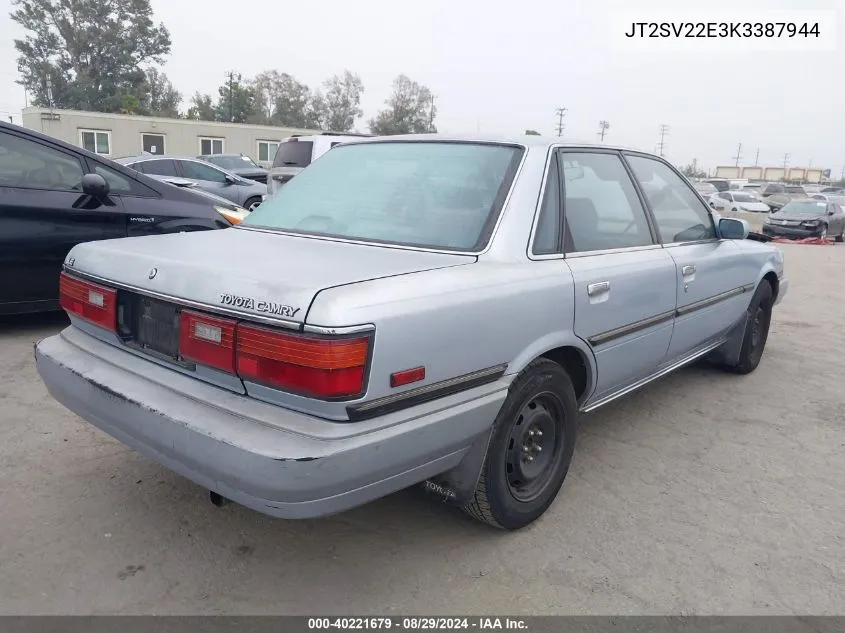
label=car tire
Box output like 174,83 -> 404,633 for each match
819,226 -> 828,241
731,207 -> 738,212
731,281 -> 773,375
710,202 -> 716,209
463,358 -> 577,530
244,196 -> 263,212
836,228 -> 845,243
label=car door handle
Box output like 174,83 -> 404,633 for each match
587,281 -> 610,296
682,265 -> 696,275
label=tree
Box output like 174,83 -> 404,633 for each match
368,74 -> 436,135
142,67 -> 181,117
525,129 -> 541,135
215,73 -> 255,123
186,92 -> 215,121
11,0 -> 171,113
248,70 -> 322,128
322,71 -> 364,132
681,158 -> 707,179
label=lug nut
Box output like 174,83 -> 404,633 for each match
526,455 -> 534,463
523,446 -> 530,453
535,446 -> 542,453
536,430 -> 543,437
528,429 -> 536,437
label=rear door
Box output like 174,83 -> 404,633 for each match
0,130 -> 126,312
560,149 -> 678,403
625,153 -> 756,363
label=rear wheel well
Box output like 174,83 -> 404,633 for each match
540,346 -> 589,403
762,272 -> 779,302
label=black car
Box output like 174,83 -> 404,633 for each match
0,122 -> 245,315
762,199 -> 845,241
198,153 -> 268,183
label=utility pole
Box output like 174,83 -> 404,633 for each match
657,124 -> 670,157
226,71 -> 239,122
555,107 -> 567,137
754,148 -> 760,166
733,142 -> 743,167
598,120 -> 610,142
46,75 -> 53,108
782,153 -> 790,169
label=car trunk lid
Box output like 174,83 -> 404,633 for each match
64,227 -> 475,325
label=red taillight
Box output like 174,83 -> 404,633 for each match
179,310 -> 237,373
59,272 -> 117,331
235,323 -> 370,399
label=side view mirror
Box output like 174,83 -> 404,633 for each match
81,173 -> 110,199
827,209 -> 835,215
224,174 -> 236,185
718,217 -> 749,240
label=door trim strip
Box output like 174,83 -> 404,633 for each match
587,283 -> 755,347
675,284 -> 753,318
588,310 -> 675,346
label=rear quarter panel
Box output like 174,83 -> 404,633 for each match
305,260 -> 592,417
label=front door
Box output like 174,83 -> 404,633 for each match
625,153 -> 756,362
559,150 -> 678,403
175,159 -> 239,204
0,130 -> 127,312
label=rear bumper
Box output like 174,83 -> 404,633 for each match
35,326 -> 508,519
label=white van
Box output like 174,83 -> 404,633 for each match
266,133 -> 372,195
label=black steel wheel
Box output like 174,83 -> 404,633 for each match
464,358 -> 578,530
732,281 -> 773,374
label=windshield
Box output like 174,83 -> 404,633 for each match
208,155 -> 258,169
733,193 -> 757,203
243,141 -> 524,251
785,186 -> 805,193
780,201 -> 827,215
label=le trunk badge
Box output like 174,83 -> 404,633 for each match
148,268 -> 158,280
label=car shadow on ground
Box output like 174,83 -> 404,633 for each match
0,311 -> 68,337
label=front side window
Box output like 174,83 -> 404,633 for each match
626,154 -> 717,243
0,131 -> 84,191
80,129 -> 110,155
560,152 -> 654,253
258,141 -> 280,163
244,141 -> 524,251
180,160 -> 228,183
199,137 -> 224,155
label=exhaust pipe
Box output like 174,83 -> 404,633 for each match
209,490 -> 232,507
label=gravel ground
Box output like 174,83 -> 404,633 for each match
0,242 -> 843,615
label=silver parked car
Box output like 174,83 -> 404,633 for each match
116,155 -> 267,211
36,135 -> 788,530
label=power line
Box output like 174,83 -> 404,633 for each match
598,120 -> 610,142
733,142 -> 743,167
555,107 -> 567,137
657,124 -> 670,157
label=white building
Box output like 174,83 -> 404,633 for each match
21,107 -> 321,166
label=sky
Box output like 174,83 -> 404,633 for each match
0,0 -> 842,175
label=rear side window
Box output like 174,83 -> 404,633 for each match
561,152 -> 653,253
140,159 -> 179,177
272,140 -> 314,168
532,152 -> 562,255
627,155 -> 716,243
179,160 -> 228,183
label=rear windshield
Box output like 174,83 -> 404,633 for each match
207,155 -> 258,169
272,140 -> 314,168
244,141 -> 524,251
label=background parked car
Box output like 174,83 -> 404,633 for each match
762,199 -> 845,241
761,184 -> 808,211
198,153 -> 268,184
266,133 -> 372,194
0,122 -> 240,315
709,190 -> 770,213
820,186 -> 845,194
693,181 -> 718,198
116,155 -> 267,211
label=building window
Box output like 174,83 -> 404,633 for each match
79,129 -> 111,156
257,140 -> 280,163
199,137 -> 225,156
141,133 -> 166,155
